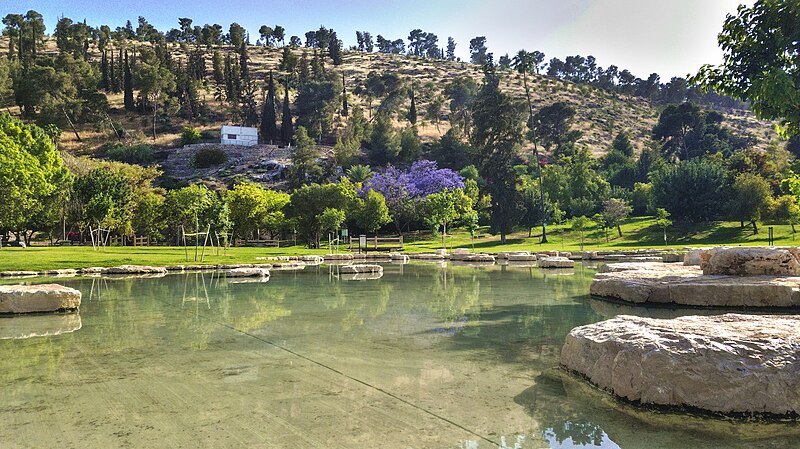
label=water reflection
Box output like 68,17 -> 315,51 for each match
0,313 -> 82,340
516,370 -> 800,449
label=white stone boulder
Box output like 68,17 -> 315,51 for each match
539,256 -> 575,268
324,254 -> 354,261
102,265 -> 168,275
0,284 -> 82,313
496,251 -> 531,260
703,247 -> 800,276
560,314 -> 800,416
591,264 -> 800,307
340,264 -> 383,274
0,271 -> 39,278
462,253 -> 495,263
270,262 -> 305,271
508,253 -> 537,262
224,268 -> 270,278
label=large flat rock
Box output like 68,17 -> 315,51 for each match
591,263 -> 800,307
560,314 -> 800,416
0,284 -> 82,313
102,265 -> 168,275
539,256 -> 575,268
224,268 -> 271,278
704,247 -> 800,276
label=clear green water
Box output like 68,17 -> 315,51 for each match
0,263 -> 797,449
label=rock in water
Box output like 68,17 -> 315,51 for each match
539,256 -> 575,268
704,247 -> 800,276
560,314 -> 800,416
0,284 -> 82,313
224,268 -> 271,278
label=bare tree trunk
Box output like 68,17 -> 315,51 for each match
61,106 -> 82,142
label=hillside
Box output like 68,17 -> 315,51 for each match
1,38 -> 778,161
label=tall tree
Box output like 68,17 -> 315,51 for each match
446,37 -> 456,60
260,72 -> 278,143
469,36 -> 488,65
281,79 -> 293,145
470,73 -> 526,243
407,89 -> 417,125
123,49 -> 134,111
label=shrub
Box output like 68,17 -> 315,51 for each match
191,147 -> 228,168
181,127 -> 202,146
106,143 -> 155,164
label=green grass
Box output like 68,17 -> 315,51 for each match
2,219 -> 798,271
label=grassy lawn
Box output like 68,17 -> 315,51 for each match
1,219 -> 797,271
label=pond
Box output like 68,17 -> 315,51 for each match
0,263 -> 796,448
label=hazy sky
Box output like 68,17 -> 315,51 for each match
12,0 -> 750,79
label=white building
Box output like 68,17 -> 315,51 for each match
221,126 -> 258,146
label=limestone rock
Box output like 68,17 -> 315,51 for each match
0,271 -> 39,278
539,256 -> 575,268
324,254 -> 354,260
599,262 -> 695,274
270,262 -> 305,271
591,264 -> 800,307
508,254 -> 537,262
0,284 -> 82,313
462,254 -> 495,263
102,265 -> 168,275
704,247 -> 800,276
339,264 -> 383,274
496,251 -> 531,260
661,253 -> 685,263
410,253 -> 446,260
224,268 -> 270,278
560,314 -> 800,416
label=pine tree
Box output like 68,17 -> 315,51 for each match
341,73 -> 349,117
123,49 -> 134,111
260,71 -> 278,143
328,32 -> 342,65
407,89 -> 417,125
281,79 -> 293,145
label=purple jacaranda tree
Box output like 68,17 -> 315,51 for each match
363,160 -> 464,233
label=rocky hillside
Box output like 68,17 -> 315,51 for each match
2,38 -> 778,158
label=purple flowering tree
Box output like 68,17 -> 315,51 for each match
363,160 -> 464,233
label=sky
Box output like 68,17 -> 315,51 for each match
11,0 -> 750,79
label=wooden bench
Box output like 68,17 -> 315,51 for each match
348,236 -> 404,252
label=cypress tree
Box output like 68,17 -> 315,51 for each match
239,41 -> 249,82
407,89 -> 417,125
118,48 -> 124,92
341,73 -> 349,117
260,71 -> 278,143
123,49 -> 134,111
109,50 -> 116,92
281,79 -> 293,145
100,50 -> 109,90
